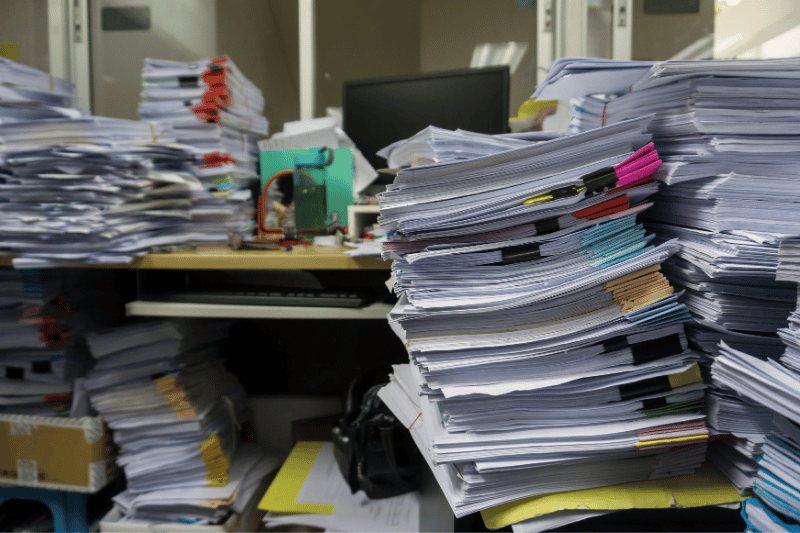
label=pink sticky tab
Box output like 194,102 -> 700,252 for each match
614,142 -> 655,171
615,160 -> 661,188
616,150 -> 659,178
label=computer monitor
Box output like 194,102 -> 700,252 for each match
342,66 -> 510,170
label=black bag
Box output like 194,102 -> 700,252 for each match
332,370 -> 422,499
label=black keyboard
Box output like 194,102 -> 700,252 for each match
145,290 -> 368,308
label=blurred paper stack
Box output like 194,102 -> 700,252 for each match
84,319 -> 263,526
376,117 -> 709,518
0,57 -> 235,267
0,269 -> 81,416
139,56 -> 267,238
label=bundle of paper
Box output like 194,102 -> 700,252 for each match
108,444 -> 281,526
0,57 -> 252,267
777,237 -> 800,283
549,58 -> 800,497
0,57 -> 77,124
375,119 -> 711,519
84,319 -> 250,500
0,270 -> 80,416
376,126 -> 540,169
139,56 -> 265,231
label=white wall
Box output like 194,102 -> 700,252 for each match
715,0 -> 800,58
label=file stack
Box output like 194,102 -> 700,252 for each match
377,117 -> 709,518
108,444 -> 280,527
0,269 -> 80,415
0,57 -> 232,267
84,319 -> 251,511
376,126 -> 556,169
555,57 -> 800,492
139,56 -> 267,234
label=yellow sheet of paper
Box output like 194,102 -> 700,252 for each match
257,441 -> 335,515
481,465 -> 745,529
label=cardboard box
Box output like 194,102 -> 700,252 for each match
0,414 -> 117,493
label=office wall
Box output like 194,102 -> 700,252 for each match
314,0 -> 421,114
90,0 -> 218,119
631,0 -> 714,60
419,0 -> 537,117
714,0 -> 800,58
216,0 -> 299,134
0,0 -> 49,71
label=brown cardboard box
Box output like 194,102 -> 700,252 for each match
0,414 -> 118,493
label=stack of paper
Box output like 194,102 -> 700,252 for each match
554,57 -> 800,493
139,56 -> 266,234
109,444 -> 281,526
0,270 -> 80,415
0,57 -> 78,123
376,126 -> 547,169
84,319 -> 250,506
0,57 -> 245,267
777,237 -> 800,283
376,118 -> 710,518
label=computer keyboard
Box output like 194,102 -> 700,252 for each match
146,290 -> 368,308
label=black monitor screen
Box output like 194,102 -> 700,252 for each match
342,66 -> 510,170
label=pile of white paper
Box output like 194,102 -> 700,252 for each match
139,56 -> 266,235
377,117 -> 709,519
0,270 -> 80,415
557,57 -> 800,494
111,444 -> 280,526
375,126 -> 554,169
84,319 -> 251,520
0,57 -> 246,267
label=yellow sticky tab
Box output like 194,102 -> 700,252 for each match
155,374 -> 177,393
517,99 -> 559,118
258,441 -> 335,515
0,43 -> 19,62
668,363 -> 703,389
480,465 -> 744,530
636,434 -> 708,448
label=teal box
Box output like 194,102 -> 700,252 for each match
260,148 -> 353,227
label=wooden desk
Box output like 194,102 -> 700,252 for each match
0,245 -> 390,271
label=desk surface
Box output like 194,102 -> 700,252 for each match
0,245 -> 390,271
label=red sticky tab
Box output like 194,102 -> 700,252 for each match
573,195 -> 630,220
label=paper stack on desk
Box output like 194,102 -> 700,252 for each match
376,117 -> 711,519
0,270 -> 82,416
376,126 -> 540,169
0,57 -> 242,267
84,318 -> 253,526
139,56 -> 266,236
557,57 -> 800,493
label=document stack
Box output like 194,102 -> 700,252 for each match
139,56 -> 267,234
84,319 -> 254,525
553,57 -> 800,492
0,57 -> 233,267
376,126 -> 553,169
107,444 -> 280,527
377,117 -> 709,518
0,270 -> 80,415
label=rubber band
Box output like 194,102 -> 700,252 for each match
601,102 -> 608,127
408,412 -> 422,429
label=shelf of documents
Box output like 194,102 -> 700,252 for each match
125,300 -> 395,320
